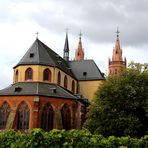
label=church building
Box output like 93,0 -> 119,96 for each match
0,32 -> 105,131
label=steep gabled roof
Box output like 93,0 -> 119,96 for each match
14,39 -> 74,77
69,60 -> 105,80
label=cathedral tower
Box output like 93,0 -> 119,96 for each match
108,29 -> 126,75
74,32 -> 84,60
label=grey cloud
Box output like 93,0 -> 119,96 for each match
5,0 -> 148,47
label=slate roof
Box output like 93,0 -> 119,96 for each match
0,82 -> 81,100
14,39 -> 74,77
69,60 -> 105,80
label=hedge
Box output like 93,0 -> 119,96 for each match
0,129 -> 147,148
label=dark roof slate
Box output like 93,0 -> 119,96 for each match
14,39 -> 74,77
0,82 -> 77,99
69,60 -> 105,80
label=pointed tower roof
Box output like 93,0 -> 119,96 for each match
63,31 -> 69,61
112,28 -> 123,61
64,32 -> 69,52
74,32 -> 84,61
14,39 -> 74,76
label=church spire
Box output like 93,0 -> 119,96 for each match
108,28 -> 126,75
74,31 -> 84,61
63,30 -> 69,61
112,27 -> 123,61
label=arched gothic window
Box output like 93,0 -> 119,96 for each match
41,103 -> 54,131
61,104 -> 71,130
0,102 -> 11,129
15,70 -> 19,82
25,68 -> 33,80
72,80 -> 75,93
43,69 -> 51,82
17,101 -> 30,130
57,71 -> 61,85
64,76 -> 68,89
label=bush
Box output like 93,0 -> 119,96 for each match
0,129 -> 147,148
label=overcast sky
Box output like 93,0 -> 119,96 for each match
0,0 -> 148,89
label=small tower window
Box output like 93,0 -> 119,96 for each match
43,69 -> 51,82
25,68 -> 33,80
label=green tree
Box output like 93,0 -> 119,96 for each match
84,64 -> 148,137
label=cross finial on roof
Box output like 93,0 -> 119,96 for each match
36,32 -> 39,39
65,28 -> 69,34
79,30 -> 82,39
116,27 -> 120,37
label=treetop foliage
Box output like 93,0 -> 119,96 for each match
84,62 -> 148,137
